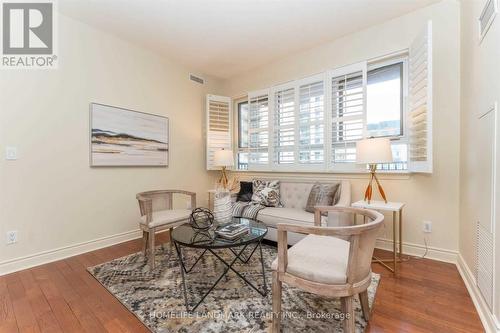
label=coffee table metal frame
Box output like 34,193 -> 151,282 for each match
172,223 -> 268,312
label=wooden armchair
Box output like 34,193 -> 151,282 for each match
136,190 -> 196,269
271,206 -> 384,333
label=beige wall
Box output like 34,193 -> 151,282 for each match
0,14 -> 223,267
460,0 -> 500,321
221,0 -> 461,257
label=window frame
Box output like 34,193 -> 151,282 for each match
367,57 -> 408,141
366,55 -> 409,173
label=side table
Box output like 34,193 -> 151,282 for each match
352,200 -> 406,274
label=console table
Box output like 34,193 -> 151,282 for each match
352,200 -> 406,274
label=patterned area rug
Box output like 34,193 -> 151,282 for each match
87,244 -> 380,333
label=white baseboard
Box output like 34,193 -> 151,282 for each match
456,254 -> 500,333
375,238 -> 458,263
0,229 -> 142,276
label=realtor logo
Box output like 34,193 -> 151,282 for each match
1,1 -> 57,68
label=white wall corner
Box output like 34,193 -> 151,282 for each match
0,229 -> 142,276
456,254 -> 500,333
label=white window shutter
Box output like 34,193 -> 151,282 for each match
272,83 -> 296,165
248,90 -> 270,170
298,75 -> 326,165
408,21 -> 433,173
206,94 -> 232,170
329,62 -> 367,170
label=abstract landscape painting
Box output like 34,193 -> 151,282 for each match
90,103 -> 169,166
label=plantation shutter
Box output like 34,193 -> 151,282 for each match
329,62 -> 367,168
206,94 -> 232,170
408,20 -> 433,173
273,83 -> 296,165
298,76 -> 325,165
248,90 -> 270,169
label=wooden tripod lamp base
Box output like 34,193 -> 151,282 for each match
364,164 -> 387,204
218,166 -> 229,189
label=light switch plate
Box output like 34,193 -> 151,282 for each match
5,147 -> 18,160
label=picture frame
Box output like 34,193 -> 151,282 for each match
89,103 -> 169,167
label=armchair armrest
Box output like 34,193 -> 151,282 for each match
136,190 -> 197,222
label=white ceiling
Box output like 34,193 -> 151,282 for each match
59,0 -> 439,79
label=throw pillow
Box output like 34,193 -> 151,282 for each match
251,180 -> 281,207
237,181 -> 253,202
305,182 -> 340,214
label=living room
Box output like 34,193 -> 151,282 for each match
0,0 -> 498,332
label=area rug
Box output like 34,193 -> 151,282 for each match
87,244 -> 380,332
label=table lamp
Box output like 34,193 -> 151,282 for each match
356,138 -> 393,204
214,149 -> 234,189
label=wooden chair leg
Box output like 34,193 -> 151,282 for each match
149,228 -> 156,269
271,271 -> 282,333
341,296 -> 355,333
142,231 -> 149,256
168,227 -> 174,248
359,290 -> 370,321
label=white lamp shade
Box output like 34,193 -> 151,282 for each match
356,138 -> 393,164
214,149 -> 234,167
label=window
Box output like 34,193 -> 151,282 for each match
233,23 -> 432,174
331,64 -> 366,166
367,62 -> 403,138
367,60 -> 408,171
299,80 -> 325,164
237,101 -> 249,170
241,60 -> 407,172
248,91 -> 270,169
273,86 -> 296,164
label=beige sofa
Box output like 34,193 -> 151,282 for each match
256,180 -> 351,245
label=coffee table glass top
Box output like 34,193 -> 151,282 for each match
171,217 -> 268,249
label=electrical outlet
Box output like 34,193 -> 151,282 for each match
423,221 -> 432,233
6,231 -> 18,244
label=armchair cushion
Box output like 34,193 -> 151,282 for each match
271,234 -> 350,284
140,209 -> 191,227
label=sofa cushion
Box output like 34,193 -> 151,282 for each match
252,180 -> 281,207
257,207 -> 326,228
305,182 -> 340,214
237,181 -> 253,202
140,209 -> 191,228
271,234 -> 350,284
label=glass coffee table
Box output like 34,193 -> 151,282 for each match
171,217 -> 268,312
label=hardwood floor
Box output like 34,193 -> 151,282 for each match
0,234 -> 484,333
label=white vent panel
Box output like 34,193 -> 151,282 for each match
477,221 -> 494,310
190,74 -> 205,84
